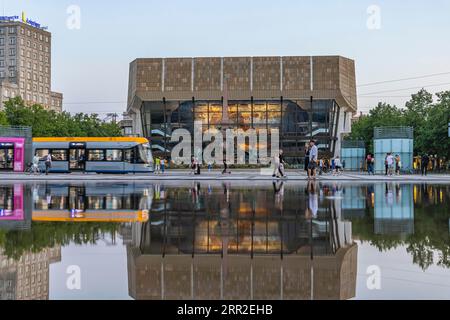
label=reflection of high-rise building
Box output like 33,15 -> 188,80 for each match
124,184 -> 357,300
0,247 -> 61,300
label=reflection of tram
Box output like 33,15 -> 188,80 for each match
32,137 -> 154,173
0,184 -> 25,221
32,183 -> 152,223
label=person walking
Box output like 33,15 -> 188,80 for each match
367,153 -> 375,175
421,153 -> 430,176
319,159 -> 324,176
333,156 -> 342,176
308,140 -> 318,180
386,153 -> 395,176
154,156 -> 161,175
32,153 -> 40,175
222,159 -> 230,175
272,152 -> 281,178
45,153 -> 52,175
395,155 -> 402,175
278,150 -> 286,178
384,153 -> 389,176
191,156 -> 196,175
304,143 -> 310,177
160,158 -> 165,174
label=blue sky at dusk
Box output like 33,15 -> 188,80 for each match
3,0 -> 450,116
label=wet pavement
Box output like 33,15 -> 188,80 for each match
0,181 -> 449,300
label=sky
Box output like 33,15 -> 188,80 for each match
3,0 -> 450,118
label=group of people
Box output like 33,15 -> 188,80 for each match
383,153 -> 402,176
153,156 -> 167,175
31,152 -> 53,175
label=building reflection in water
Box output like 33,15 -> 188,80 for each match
124,181 -> 357,300
2,181 -> 446,300
374,183 -> 414,235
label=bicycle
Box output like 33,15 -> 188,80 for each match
25,162 -> 42,175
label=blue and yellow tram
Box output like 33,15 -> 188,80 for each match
32,137 -> 154,173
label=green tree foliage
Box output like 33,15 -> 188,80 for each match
349,102 -> 404,152
0,97 -> 122,137
350,90 -> 450,157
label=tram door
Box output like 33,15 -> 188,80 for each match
69,142 -> 86,172
68,186 -> 86,218
0,143 -> 14,171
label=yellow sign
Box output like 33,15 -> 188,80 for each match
22,11 -> 26,23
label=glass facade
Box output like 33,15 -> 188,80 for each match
140,99 -> 341,164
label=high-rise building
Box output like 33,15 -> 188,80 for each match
127,56 -> 357,161
0,14 -> 63,112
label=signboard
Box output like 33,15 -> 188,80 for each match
0,12 -> 48,30
69,142 -> 86,149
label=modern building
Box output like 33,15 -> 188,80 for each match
0,14 -> 63,112
127,56 -> 357,162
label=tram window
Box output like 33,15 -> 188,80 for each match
124,149 -> 134,163
88,150 -> 105,161
106,150 -> 123,162
35,149 -> 49,159
51,150 -> 68,161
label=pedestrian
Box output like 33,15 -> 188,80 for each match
367,153 -> 375,175
161,158 -> 165,174
191,156 -> 196,175
278,150 -> 286,178
222,159 -> 229,175
331,158 -> 336,174
32,153 -> 40,175
395,155 -> 401,175
304,143 -> 310,177
196,158 -> 201,175
308,140 -> 318,180
386,153 -> 395,176
421,153 -> 430,176
385,153 -> 389,176
155,156 -> 161,174
272,152 -> 280,178
334,156 -> 342,176
45,153 -> 52,175
319,159 -> 324,176
208,162 -> 212,172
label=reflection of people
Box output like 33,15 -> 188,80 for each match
273,181 -> 284,210
305,181 -> 318,219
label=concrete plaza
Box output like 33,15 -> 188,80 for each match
1,170 -> 449,183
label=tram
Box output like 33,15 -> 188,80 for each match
32,137 -> 154,173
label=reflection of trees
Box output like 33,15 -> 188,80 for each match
352,205 -> 450,271
0,222 -> 119,260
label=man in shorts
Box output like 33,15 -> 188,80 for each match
308,140 -> 318,180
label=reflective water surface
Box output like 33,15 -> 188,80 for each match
0,181 -> 449,300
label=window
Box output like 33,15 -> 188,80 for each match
9,48 -> 15,56
9,27 -> 15,34
0,60 -> 4,67
49,150 -> 68,161
124,149 -> 134,163
106,150 -> 123,161
0,38 -> 4,45
35,149 -> 50,158
0,49 -> 3,56
9,37 -> 15,45
88,150 -> 105,161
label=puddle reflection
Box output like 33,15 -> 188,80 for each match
0,181 -> 449,300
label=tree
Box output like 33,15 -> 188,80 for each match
3,97 -> 122,137
0,110 -> 8,125
349,102 -> 404,152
